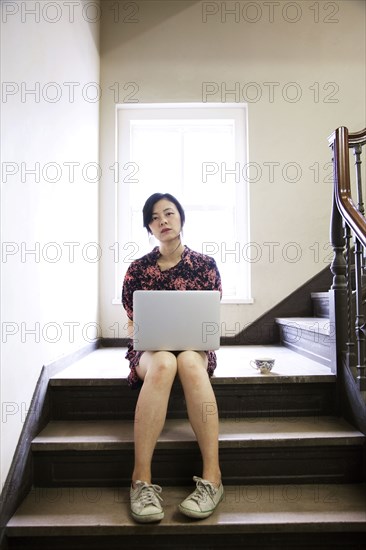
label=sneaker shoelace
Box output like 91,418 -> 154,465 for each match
134,482 -> 163,507
189,476 -> 217,504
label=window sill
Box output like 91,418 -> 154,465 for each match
112,297 -> 254,306
221,298 -> 254,304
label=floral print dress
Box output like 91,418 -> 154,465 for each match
122,246 -> 222,388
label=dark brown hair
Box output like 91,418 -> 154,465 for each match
142,193 -> 185,235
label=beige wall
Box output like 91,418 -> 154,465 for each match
1,1 -> 100,486
99,0 -> 366,335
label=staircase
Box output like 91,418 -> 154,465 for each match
276,292 -> 332,369
4,294 -> 366,549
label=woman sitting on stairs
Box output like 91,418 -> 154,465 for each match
122,192 -> 224,523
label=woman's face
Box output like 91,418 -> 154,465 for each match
148,199 -> 182,243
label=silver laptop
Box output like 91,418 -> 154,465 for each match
132,290 -> 221,351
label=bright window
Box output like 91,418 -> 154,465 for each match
114,103 -> 251,303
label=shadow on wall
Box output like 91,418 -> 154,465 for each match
100,0 -> 200,53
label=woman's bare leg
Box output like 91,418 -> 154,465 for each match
132,351 -> 177,484
177,351 -> 221,485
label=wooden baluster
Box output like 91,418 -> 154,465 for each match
352,144 -> 366,390
354,144 -> 364,215
344,224 -> 356,369
353,144 -> 366,288
354,236 -> 366,390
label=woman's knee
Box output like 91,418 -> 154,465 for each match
143,352 -> 177,385
177,351 -> 208,383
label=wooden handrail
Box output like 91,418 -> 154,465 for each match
348,128 -> 366,147
328,127 -> 366,148
328,126 -> 366,248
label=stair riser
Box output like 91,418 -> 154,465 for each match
311,294 -> 330,318
278,326 -> 331,367
32,446 -> 364,487
50,383 -> 337,420
7,532 -> 366,550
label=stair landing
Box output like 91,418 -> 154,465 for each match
50,345 -> 334,384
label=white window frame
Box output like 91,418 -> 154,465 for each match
112,102 -> 252,304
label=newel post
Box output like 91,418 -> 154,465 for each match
328,163 -> 348,376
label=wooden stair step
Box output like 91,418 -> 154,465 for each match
30,418 -> 365,487
48,346 -> 337,420
275,318 -> 332,368
311,292 -> 330,318
7,483 -> 366,548
275,317 -> 331,336
32,417 -> 364,451
49,345 -> 334,384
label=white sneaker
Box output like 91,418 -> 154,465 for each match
130,481 -> 164,523
178,476 -> 224,519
